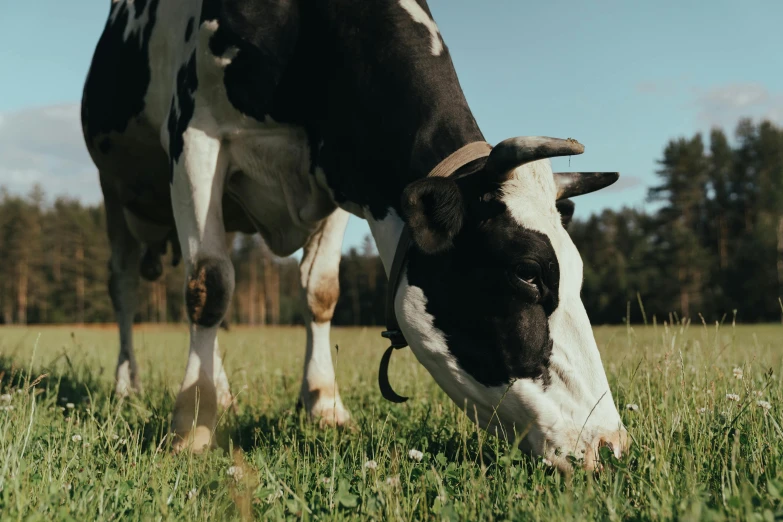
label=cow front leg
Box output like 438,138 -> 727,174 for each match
298,208 -> 351,426
169,128 -> 234,453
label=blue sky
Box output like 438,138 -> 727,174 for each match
1,0 -> 782,253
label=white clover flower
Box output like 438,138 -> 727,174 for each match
364,460 -> 378,470
187,488 -> 198,501
265,489 -> 283,504
71,434 -> 82,442
697,407 -> 707,414
0,394 -> 12,403
385,476 -> 400,487
756,400 -> 772,411
408,449 -> 424,462
732,367 -> 743,380
725,394 -> 740,402
626,403 -> 639,412
226,466 -> 244,482
65,403 -> 75,410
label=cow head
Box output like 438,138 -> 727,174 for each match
396,137 -> 627,472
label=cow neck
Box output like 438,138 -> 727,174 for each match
378,140 -> 493,403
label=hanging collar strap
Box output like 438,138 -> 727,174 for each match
378,141 -> 493,402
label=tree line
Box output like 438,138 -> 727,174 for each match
0,118 -> 781,326
0,188 -> 387,326
569,118 -> 783,324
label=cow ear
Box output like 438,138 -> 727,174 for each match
556,199 -> 575,227
401,177 -> 465,254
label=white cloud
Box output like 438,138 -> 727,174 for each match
0,103 -> 102,204
693,83 -> 783,127
701,83 -> 769,109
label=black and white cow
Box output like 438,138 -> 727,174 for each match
81,0 -> 627,470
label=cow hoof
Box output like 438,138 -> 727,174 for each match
306,396 -> 352,427
172,425 -> 214,454
114,380 -> 141,398
115,364 -> 141,397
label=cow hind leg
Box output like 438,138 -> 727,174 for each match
298,208 -> 351,426
104,188 -> 143,396
170,128 -> 234,453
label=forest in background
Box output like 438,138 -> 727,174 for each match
1,118 -> 782,326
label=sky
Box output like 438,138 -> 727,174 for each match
1,0 -> 782,254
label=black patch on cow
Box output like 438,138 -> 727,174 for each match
203,0 -> 300,123
98,138 -> 112,154
167,51 -> 198,180
406,183 -> 558,387
134,0 -> 148,18
200,0 -> 221,23
81,0 -> 159,142
556,199 -> 575,228
186,258 -> 231,327
184,17 -> 195,41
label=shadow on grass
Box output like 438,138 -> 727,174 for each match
0,350 -> 532,476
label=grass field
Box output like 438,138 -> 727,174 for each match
0,322 -> 781,520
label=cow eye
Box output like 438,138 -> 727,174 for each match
514,262 -> 541,286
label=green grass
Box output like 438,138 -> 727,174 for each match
0,321 -> 781,521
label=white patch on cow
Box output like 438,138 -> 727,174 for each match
365,208 -> 406,277
214,47 -> 240,67
110,0 -> 152,48
499,159 -> 625,464
399,0 -> 443,56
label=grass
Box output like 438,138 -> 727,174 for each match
0,321 -> 781,520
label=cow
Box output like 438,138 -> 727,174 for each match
81,0 -> 627,471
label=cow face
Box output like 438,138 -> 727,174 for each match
397,138 -> 627,472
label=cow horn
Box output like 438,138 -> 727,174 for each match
486,136 -> 585,176
554,172 -> 620,200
